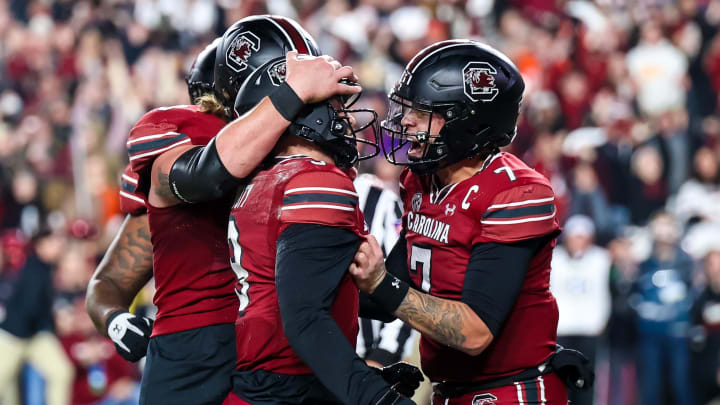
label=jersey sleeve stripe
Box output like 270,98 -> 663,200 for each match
119,190 -> 146,204
121,179 -> 138,193
480,211 -> 556,225
128,138 -> 192,161
482,203 -> 555,219
121,174 -> 138,185
486,196 -> 554,210
126,131 -> 182,145
281,204 -> 355,212
283,193 -> 357,207
127,133 -> 189,155
284,187 -> 358,197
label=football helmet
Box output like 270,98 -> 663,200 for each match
186,37 -> 220,104
234,57 -> 379,169
214,15 -> 321,110
381,40 -> 525,174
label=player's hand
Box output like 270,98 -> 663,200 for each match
106,311 -> 153,362
284,51 -> 361,104
375,362 -> 424,398
350,235 -> 386,293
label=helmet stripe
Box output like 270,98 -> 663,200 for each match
268,16 -> 310,54
406,39 -> 473,74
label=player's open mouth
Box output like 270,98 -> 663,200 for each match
407,138 -> 424,159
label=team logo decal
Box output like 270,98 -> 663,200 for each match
472,393 -> 498,405
412,193 -> 422,212
226,31 -> 261,72
462,61 -> 499,102
267,60 -> 287,86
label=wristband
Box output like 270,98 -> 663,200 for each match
369,273 -> 409,314
269,82 -> 305,122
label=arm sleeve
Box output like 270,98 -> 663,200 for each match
277,224 -> 390,405
168,138 -> 242,203
384,231 -> 414,286
461,237 -> 547,337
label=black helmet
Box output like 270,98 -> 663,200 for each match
381,40 -> 525,174
234,57 -> 379,169
214,15 -> 321,111
186,37 -> 221,104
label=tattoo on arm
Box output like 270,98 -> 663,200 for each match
395,288 -> 479,351
105,214 -> 153,290
87,214 -> 153,334
154,169 -> 177,202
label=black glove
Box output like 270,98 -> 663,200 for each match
549,346 -> 595,391
106,310 -> 153,362
376,362 -> 424,398
373,388 -> 416,405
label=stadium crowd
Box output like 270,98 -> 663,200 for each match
0,0 -> 719,404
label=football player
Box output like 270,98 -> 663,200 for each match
86,15 -> 360,405
350,40 -> 592,404
218,57 -> 422,404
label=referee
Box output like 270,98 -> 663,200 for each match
353,173 -> 418,367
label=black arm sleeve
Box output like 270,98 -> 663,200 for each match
359,232 -> 416,321
276,224 -> 390,405
384,231 -> 415,287
461,237 -> 547,337
168,137 -> 241,203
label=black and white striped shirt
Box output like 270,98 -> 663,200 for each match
354,173 -> 417,365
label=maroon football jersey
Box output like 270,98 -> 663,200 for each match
126,105 -> 237,337
119,164 -> 145,216
228,156 -> 366,375
400,152 -> 561,383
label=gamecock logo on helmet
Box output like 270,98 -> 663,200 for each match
462,61 -> 499,102
268,60 -> 287,86
472,393 -> 498,405
227,31 -> 261,72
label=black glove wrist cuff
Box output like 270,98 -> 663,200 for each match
269,82 -> 305,122
370,273 -> 409,314
105,310 -> 126,334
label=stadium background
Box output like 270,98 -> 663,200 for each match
1,0 -> 720,404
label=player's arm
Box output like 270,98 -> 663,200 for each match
358,231 -> 415,322
147,52 -> 361,207
352,236 -> 545,356
86,214 -> 154,361
277,224 -> 418,405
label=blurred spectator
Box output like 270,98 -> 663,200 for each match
628,146 -> 669,225
606,236 -> 639,405
669,146 -> 720,228
626,20 -> 688,117
55,296 -> 139,405
550,215 -> 611,405
0,229 -> 72,405
632,212 -> 695,405
690,248 -> 720,405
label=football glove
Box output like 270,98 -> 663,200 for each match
106,311 -> 153,362
376,362 -> 424,398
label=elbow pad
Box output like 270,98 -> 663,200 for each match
168,138 -> 239,203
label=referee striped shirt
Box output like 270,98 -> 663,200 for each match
354,173 -> 417,365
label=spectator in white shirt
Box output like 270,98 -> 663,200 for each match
551,215 -> 612,405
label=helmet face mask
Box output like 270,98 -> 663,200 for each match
234,57 -> 379,169
381,94 -> 453,174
